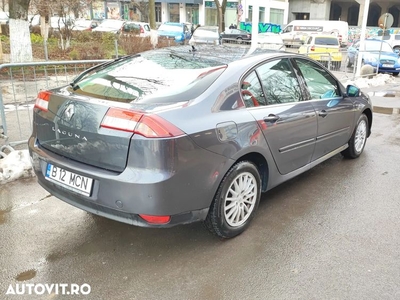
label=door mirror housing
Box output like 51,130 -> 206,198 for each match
346,85 -> 360,97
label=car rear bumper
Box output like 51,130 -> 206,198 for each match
36,176 -> 209,228
29,135 -> 231,227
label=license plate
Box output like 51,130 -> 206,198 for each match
382,64 -> 394,68
319,56 -> 330,61
45,164 -> 93,196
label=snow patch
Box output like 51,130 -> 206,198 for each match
0,150 -> 35,184
344,73 -> 395,89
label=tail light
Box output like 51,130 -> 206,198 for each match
139,214 -> 171,224
101,107 -> 184,138
310,46 -> 315,51
34,91 -> 51,111
140,27 -> 144,34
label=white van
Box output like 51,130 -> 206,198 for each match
280,20 -> 348,47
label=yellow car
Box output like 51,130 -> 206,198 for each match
298,34 -> 342,70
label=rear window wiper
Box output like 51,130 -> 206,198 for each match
70,54 -> 140,89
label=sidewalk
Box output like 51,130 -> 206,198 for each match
336,72 -> 400,115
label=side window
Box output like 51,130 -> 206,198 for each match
395,35 -> 400,40
241,71 -> 267,107
294,58 -> 340,100
306,36 -> 313,45
256,58 -> 303,104
286,25 -> 293,33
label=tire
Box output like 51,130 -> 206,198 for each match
204,161 -> 261,239
341,114 -> 368,159
393,72 -> 399,76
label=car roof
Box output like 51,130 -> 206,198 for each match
163,22 -> 184,26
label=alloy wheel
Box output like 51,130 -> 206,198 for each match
223,172 -> 258,227
355,119 -> 367,153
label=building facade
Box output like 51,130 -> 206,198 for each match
98,0 -> 289,28
288,0 -> 400,28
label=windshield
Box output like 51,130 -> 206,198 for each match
365,41 -> 393,52
72,50 -> 227,103
158,24 -> 182,32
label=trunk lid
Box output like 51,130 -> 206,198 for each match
34,91 -> 134,172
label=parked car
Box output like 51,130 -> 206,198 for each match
280,20 -> 349,47
122,21 -> 151,37
189,26 -> 220,45
380,33 -> 400,52
73,19 -> 100,31
298,34 -> 342,70
157,22 -> 191,44
257,32 -> 286,51
92,19 -> 125,34
29,45 -> 372,239
347,39 -> 400,76
220,29 -> 251,42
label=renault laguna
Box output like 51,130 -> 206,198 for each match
29,45 -> 372,238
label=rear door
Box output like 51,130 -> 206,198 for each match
292,58 -> 355,161
242,58 -> 317,175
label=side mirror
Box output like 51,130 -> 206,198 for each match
346,84 -> 360,97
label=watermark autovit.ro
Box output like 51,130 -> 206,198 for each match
6,283 -> 91,295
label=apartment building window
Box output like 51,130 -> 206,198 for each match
169,3 -> 179,22
270,8 -> 284,25
155,4 -> 161,23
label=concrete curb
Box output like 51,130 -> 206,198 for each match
372,106 -> 400,115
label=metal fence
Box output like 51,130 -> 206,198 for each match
301,48 -> 398,80
0,59 -> 109,148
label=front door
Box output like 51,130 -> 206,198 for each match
292,58 -> 355,161
242,58 -> 317,175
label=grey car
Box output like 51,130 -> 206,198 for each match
29,45 -> 373,239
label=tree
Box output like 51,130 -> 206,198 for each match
130,0 -> 149,23
214,0 -> 227,33
30,0 -> 93,50
148,0 -> 155,29
9,0 -> 33,62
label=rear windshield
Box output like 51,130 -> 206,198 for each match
315,37 -> 339,46
72,50 -> 227,103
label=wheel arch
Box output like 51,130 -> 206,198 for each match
362,108 -> 373,137
233,152 -> 269,192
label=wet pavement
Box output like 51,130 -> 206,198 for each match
0,113 -> 400,299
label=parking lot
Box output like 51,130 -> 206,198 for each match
1,39 -> 400,299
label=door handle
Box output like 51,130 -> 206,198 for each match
319,110 -> 328,117
263,114 -> 280,122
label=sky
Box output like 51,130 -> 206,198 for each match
0,73 -> 395,185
